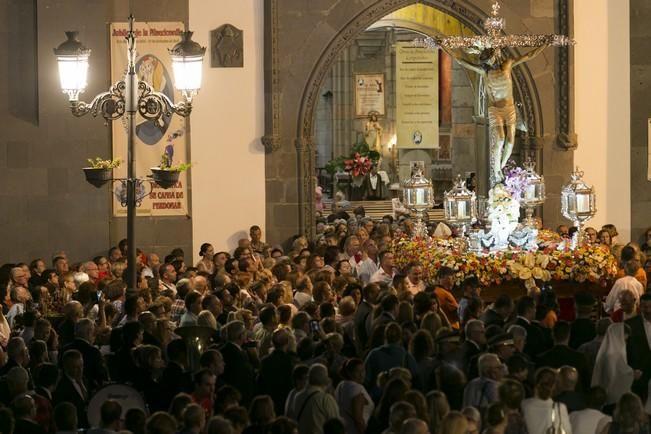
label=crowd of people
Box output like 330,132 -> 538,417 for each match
0,216 -> 651,434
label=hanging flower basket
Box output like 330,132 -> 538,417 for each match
83,167 -> 113,188
150,168 -> 180,189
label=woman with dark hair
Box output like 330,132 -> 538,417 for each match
498,379 -> 528,434
244,395 -> 275,434
132,344 -> 165,411
600,393 -> 649,434
335,259 -> 353,278
28,339 -> 49,370
335,358 -> 374,434
366,377 -> 409,434
196,243 -> 216,274
410,330 -> 437,391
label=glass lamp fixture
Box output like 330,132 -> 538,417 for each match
53,31 -> 91,101
561,167 -> 596,248
520,159 -> 546,228
402,169 -> 434,238
53,16 -> 204,294
169,31 -> 206,101
444,174 -> 477,237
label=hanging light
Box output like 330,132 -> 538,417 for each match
444,174 -> 477,238
169,31 -> 206,100
520,159 -> 546,228
561,167 -> 596,248
53,31 -> 91,101
402,169 -> 434,238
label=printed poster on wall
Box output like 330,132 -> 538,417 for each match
396,42 -> 439,149
110,22 -> 188,217
648,118 -> 651,181
355,73 -> 385,117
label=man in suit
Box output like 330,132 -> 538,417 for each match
481,294 -> 514,328
61,318 -> 108,393
257,328 -> 295,416
220,320 -> 256,405
354,283 -> 379,353
33,363 -> 58,433
626,292 -> 651,401
513,296 -> 548,359
53,349 -> 89,428
570,292 -> 596,349
536,321 -> 590,392
12,394 -> 46,434
461,319 -> 486,378
160,338 -> 191,405
0,337 -> 29,377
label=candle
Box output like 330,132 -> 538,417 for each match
576,195 -> 589,213
525,185 -> 536,201
458,201 -> 467,218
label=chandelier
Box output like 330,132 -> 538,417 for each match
417,0 -> 574,53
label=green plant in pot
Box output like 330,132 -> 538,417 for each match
83,158 -> 121,188
151,154 -> 191,189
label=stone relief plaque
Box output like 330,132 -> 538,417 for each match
211,24 -> 243,68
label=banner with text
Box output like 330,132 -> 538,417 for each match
396,42 -> 439,149
110,22 -> 188,217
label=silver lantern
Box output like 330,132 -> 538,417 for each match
561,167 -> 596,249
402,168 -> 434,238
520,159 -> 546,228
444,174 -> 477,238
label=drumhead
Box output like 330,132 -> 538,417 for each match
87,383 -> 148,427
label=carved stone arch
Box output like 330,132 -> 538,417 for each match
293,0 -> 544,237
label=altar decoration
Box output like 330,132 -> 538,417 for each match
561,167 -> 596,249
519,159 -> 546,228
390,233 -> 618,291
325,141 -> 380,177
444,175 -> 476,238
402,169 -> 434,238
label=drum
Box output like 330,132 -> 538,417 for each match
88,383 -> 148,427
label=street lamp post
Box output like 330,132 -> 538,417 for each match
54,16 -> 205,292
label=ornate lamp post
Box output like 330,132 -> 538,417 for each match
520,159 -> 546,228
444,175 -> 477,238
54,16 -> 205,292
402,169 -> 434,238
561,167 -> 596,249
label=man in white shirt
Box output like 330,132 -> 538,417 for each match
357,239 -> 379,284
404,262 -> 425,295
569,386 -> 611,434
370,251 -> 395,285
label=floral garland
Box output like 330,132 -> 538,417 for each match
344,153 -> 373,177
390,234 -> 618,289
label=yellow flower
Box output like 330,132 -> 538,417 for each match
518,269 -> 532,280
532,267 -> 544,280
524,278 -> 537,290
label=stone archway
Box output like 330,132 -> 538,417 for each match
263,0 -> 573,246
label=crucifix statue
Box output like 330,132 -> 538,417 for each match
438,43 -> 547,184
418,1 -> 573,186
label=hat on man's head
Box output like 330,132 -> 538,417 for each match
488,333 -> 515,350
435,329 -> 461,344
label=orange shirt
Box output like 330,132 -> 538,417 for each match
434,286 -> 460,329
616,267 -> 647,289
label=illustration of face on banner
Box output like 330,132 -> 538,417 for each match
110,22 -> 189,217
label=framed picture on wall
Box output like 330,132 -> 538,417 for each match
355,73 -> 385,117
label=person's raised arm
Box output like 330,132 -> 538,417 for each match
513,44 -> 547,67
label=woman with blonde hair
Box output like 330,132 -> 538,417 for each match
600,393 -> 649,434
427,390 -> 450,434
421,311 -> 443,337
441,411 -> 469,434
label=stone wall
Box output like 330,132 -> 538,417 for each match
264,0 -> 575,245
0,0 -> 191,263
630,1 -> 651,243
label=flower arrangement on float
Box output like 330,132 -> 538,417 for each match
390,233 -> 618,289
